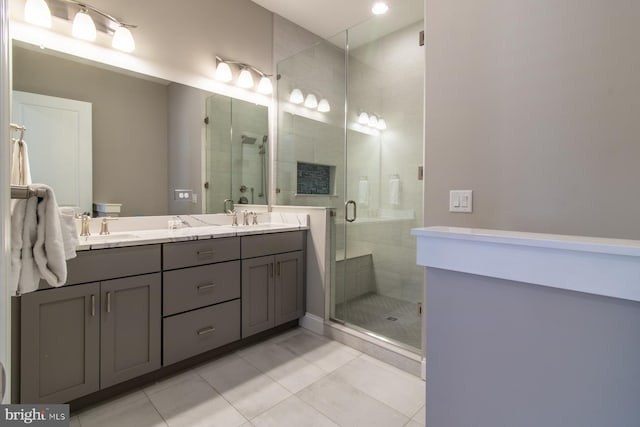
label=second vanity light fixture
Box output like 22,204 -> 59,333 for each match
215,56 -> 273,95
24,0 -> 137,52
358,111 -> 387,130
289,88 -> 331,113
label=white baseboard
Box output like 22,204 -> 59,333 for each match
299,312 -> 325,335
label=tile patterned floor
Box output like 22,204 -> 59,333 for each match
71,328 -> 425,427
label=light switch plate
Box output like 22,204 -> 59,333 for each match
450,190 -> 473,213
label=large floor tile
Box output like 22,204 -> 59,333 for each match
251,396 -> 339,427
196,354 -> 291,419
331,354 -> 424,417
298,376 -> 409,427
239,342 -> 326,393
403,421 -> 423,427
145,369 -> 246,427
411,405 -> 425,425
277,330 -> 361,373
77,391 -> 166,427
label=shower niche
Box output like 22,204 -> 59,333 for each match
296,162 -> 336,195
205,94 -> 269,212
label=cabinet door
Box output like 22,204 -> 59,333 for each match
21,283 -> 100,403
241,256 -> 275,338
275,251 -> 304,326
100,273 -> 161,389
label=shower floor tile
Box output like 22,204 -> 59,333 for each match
336,293 -> 422,350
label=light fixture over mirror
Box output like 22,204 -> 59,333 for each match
214,56 -> 273,94
24,0 -> 137,52
24,0 -> 52,27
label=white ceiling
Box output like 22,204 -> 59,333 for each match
251,0 -> 423,41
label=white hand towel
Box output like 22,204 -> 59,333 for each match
59,207 -> 79,260
11,196 -> 40,295
10,139 -> 32,186
33,185 -> 68,287
358,179 -> 369,205
389,177 -> 400,206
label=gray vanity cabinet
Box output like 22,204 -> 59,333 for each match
100,274 -> 161,388
20,245 -> 162,404
20,283 -> 100,404
241,231 -> 305,338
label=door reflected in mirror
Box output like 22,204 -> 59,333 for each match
205,94 -> 268,213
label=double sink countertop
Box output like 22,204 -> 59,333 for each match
76,212 -> 309,251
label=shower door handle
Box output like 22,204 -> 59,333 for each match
345,200 -> 357,223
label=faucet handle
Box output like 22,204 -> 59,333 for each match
252,212 -> 258,225
99,216 -> 117,235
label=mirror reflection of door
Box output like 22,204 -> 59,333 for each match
12,90 -> 92,214
205,94 -> 268,213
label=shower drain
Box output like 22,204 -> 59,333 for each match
386,316 -> 398,321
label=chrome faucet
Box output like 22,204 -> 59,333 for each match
242,210 -> 250,226
80,214 -> 91,237
229,210 -> 238,226
223,198 -> 235,214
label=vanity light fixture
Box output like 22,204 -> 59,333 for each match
368,114 -> 379,128
304,93 -> 318,109
358,111 -> 370,124
317,98 -> 331,113
72,9 -> 96,41
24,0 -> 52,27
372,2 -> 389,15
237,67 -> 254,89
25,0 -> 137,52
376,118 -> 387,130
290,88 -> 304,104
214,56 -> 273,94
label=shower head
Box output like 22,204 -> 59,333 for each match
241,134 -> 257,144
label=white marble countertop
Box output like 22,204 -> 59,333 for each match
412,226 -> 640,302
76,212 -> 309,251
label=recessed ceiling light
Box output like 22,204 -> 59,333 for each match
371,2 -> 389,15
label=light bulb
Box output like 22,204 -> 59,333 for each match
317,99 -> 331,113
376,118 -> 387,130
358,112 -> 369,124
372,2 -> 389,15
24,0 -> 51,28
215,61 -> 232,82
237,68 -> 254,88
368,114 -> 378,127
72,10 -> 96,41
257,76 -> 273,94
290,89 -> 304,104
112,26 -> 135,52
304,93 -> 318,109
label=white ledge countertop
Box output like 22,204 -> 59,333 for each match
411,226 -> 640,303
76,212 -> 309,251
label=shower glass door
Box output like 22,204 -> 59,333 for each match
275,5 -> 424,352
334,14 -> 425,351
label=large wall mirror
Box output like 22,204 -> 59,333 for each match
12,41 -> 269,216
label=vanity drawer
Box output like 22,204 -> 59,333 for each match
162,237 -> 240,270
163,261 -> 240,316
65,245 -> 161,285
241,231 -> 304,259
163,300 -> 240,366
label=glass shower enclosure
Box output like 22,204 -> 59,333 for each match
276,10 -> 424,351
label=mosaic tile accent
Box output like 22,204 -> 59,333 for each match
297,162 -> 332,195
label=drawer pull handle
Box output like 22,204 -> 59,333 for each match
197,283 -> 216,292
91,295 -> 96,317
106,292 -> 112,313
196,326 -> 216,336
277,261 -> 281,276
197,249 -> 215,258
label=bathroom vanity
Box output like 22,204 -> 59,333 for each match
14,215 -> 307,405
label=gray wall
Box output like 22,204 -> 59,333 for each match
424,0 -> 640,240
426,268 -> 640,427
13,46 -> 168,216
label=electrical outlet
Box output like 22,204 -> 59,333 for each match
173,189 -> 193,201
449,190 -> 473,213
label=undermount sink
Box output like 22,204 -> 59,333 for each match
82,233 -> 139,242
